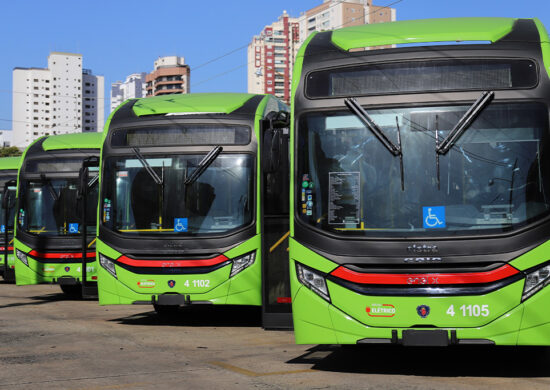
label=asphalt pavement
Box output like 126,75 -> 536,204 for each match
1,282 -> 550,390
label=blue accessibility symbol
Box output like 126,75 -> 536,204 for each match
69,223 -> 79,233
0,225 -> 4,233
174,218 -> 188,232
423,206 -> 445,229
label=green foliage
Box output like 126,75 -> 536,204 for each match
0,147 -> 22,157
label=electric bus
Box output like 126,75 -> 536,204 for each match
97,93 -> 291,327
14,132 -> 102,296
290,17 -> 550,345
0,156 -> 21,282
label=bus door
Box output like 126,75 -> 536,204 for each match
261,113 -> 292,329
77,157 -> 99,299
2,180 -> 16,282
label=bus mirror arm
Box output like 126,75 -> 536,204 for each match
262,127 -> 281,173
1,179 -> 16,210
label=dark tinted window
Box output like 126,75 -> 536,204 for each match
25,157 -> 87,173
111,125 -> 250,147
306,59 -> 538,98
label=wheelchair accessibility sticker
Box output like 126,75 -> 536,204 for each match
174,218 -> 188,232
0,225 -> 4,233
423,206 -> 445,229
69,223 -> 79,233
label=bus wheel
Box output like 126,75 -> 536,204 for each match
153,304 -> 180,317
60,284 -> 82,298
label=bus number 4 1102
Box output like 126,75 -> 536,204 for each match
446,304 -> 489,317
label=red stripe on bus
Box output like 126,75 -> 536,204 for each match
28,250 -> 96,259
116,254 -> 229,268
330,264 -> 519,285
0,246 -> 13,251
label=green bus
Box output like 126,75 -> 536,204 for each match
290,18 -> 550,345
0,156 -> 21,282
14,132 -> 102,296
97,93 -> 291,327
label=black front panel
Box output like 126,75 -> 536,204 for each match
16,141 -> 100,251
99,98 -> 262,258
292,19 -> 550,267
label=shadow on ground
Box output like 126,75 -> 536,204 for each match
288,344 -> 550,377
0,290 -> 86,309
109,305 -> 262,327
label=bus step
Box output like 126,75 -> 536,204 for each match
152,294 -> 213,306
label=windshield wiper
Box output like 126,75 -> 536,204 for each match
185,146 -> 223,185
436,91 -> 494,155
132,147 -> 162,185
345,98 -> 401,156
40,174 -> 59,201
344,98 -> 405,190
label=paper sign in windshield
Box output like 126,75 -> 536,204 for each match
328,172 -> 360,225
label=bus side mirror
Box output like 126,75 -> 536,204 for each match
2,180 -> 16,210
77,166 -> 89,201
262,110 -> 289,173
77,156 -> 99,200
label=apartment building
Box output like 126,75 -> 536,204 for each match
146,56 -> 190,96
298,0 -> 395,40
12,52 -> 104,147
111,72 -> 147,112
247,1 -> 396,102
247,11 -> 300,104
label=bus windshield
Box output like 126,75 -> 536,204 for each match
19,177 -> 98,236
102,153 -> 254,236
297,102 -> 550,237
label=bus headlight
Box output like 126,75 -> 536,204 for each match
16,249 -> 28,266
296,262 -> 330,302
99,253 -> 117,279
230,251 -> 256,277
522,263 -> 550,301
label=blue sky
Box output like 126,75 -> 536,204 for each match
0,0 -> 549,130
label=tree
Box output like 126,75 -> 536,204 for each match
0,147 -> 22,157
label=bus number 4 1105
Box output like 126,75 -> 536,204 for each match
446,304 -> 489,317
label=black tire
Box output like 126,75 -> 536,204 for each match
153,304 -> 180,317
60,284 -> 82,298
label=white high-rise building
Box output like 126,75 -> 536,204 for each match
12,52 -> 104,148
110,72 -> 147,113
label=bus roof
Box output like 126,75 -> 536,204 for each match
42,132 -> 103,151
330,17 -> 545,51
0,156 -> 21,171
131,93 -> 261,117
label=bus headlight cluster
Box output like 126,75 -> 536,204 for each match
230,251 -> 256,277
522,263 -> 550,301
99,253 -> 117,279
296,262 -> 330,302
16,249 -> 28,267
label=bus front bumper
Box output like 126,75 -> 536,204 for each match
290,262 -> 550,346
97,258 -> 262,307
14,253 -> 97,286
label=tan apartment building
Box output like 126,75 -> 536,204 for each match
146,56 -> 190,96
247,1 -> 396,103
298,0 -> 396,41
